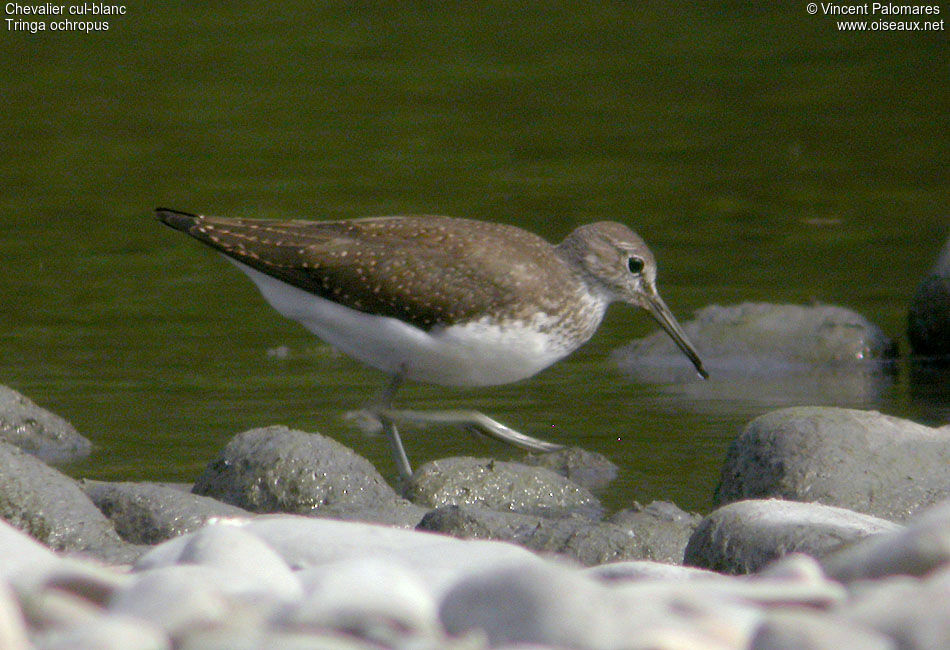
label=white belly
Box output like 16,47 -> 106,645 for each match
229,260 -> 575,386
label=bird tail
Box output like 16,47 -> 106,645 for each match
155,207 -> 202,233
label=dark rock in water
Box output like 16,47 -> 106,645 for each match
0,384 -> 91,464
614,303 -> 896,407
192,426 -> 409,518
683,499 -> 900,575
715,407 -> 950,521
418,504 -> 654,566
821,499 -> 950,583
82,480 -> 251,545
0,441 -> 134,560
610,501 -> 701,565
908,235 -> 950,358
522,446 -> 618,492
404,456 -> 602,519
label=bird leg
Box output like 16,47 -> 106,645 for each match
366,372 -> 413,480
352,370 -> 565,479
377,408 -> 565,454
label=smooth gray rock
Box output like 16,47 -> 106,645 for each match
0,385 -> 91,464
108,566 -> 272,637
751,611 -> 895,650
31,558 -> 132,609
586,560 -> 723,582
684,499 -> 901,575
615,302 -> 897,384
439,562 -> 614,648
441,561 -> 766,648
0,441 -> 130,559
0,579 -> 28,650
176,628 -> 384,649
192,426 -> 406,517
610,501 -> 701,564
908,235 -> 950,357
0,517 -> 60,581
82,481 -> 251,545
821,499 -> 950,582
136,515 -> 544,599
715,407 -> 950,521
286,558 -> 439,642
32,614 -> 170,650
405,456 -> 602,518
175,524 -> 302,601
522,446 -> 618,491
417,504 -> 652,566
312,501 -> 429,529
834,571 -> 950,650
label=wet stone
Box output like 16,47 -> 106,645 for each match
417,504 -> 653,567
684,499 -> 901,575
0,385 -> 91,465
521,446 -> 618,492
82,480 -> 251,545
192,426 -> 407,517
715,407 -> 950,522
404,456 -> 602,518
610,501 -> 702,565
0,441 -> 130,560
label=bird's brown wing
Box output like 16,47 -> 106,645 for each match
157,209 -> 574,330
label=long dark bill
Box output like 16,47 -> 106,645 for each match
645,292 -> 709,379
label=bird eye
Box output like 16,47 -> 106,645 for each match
627,256 -> 645,274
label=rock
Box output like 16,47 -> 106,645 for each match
32,614 -> 170,650
683,499 -> 901,574
191,426 -> 408,518
610,501 -> 702,564
615,302 -> 897,384
286,558 -> 439,642
174,524 -> 302,601
0,579 -> 29,650
834,570 -> 950,650
0,441 -> 132,560
404,456 -> 602,518
33,558 -> 132,608
0,385 -> 91,464
821,499 -> 950,582
586,560 -> 723,583
136,515 -> 544,598
439,561 -> 615,648
312,502 -> 429,529
176,628 -> 384,649
440,561 -> 764,649
417,504 -> 653,566
0,517 -> 60,582
714,407 -> 950,521
751,611 -> 895,650
521,446 -> 618,491
108,566 -> 260,638
908,235 -> 950,357
82,480 -> 251,545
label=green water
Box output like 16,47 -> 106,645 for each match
1,3 -> 946,513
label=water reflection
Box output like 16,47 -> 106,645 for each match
616,356 -> 896,415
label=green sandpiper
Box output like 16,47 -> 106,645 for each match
157,208 -> 707,477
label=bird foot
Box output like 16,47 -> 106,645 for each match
344,407 -> 564,480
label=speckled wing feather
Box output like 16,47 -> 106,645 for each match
156,209 -> 578,331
